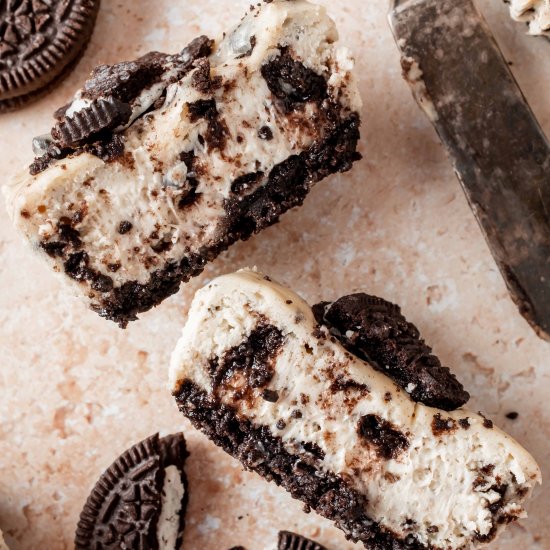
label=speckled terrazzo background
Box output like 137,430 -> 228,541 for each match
0,1 -> 548,548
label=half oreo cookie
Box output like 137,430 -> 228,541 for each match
75,433 -> 188,550
312,294 -> 470,411
278,531 -> 327,550
0,0 -> 100,112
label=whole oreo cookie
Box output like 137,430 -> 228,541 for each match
75,433 -> 188,550
0,0 -> 100,113
313,294 -> 470,411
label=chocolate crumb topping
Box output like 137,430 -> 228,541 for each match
181,35 -> 214,62
357,414 -> 409,460
258,125 -> 274,140
313,294 -> 470,411
187,98 -> 228,150
191,58 -> 222,94
175,381 -> 426,549
459,418 -> 471,430
82,133 -> 126,163
262,389 -> 280,402
81,52 -> 168,104
432,414 -> 457,436
30,143 -> 72,175
479,413 -> 494,429
118,221 -> 133,235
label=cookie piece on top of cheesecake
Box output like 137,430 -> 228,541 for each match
170,269 -> 541,550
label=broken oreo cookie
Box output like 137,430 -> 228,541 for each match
0,0 -> 100,112
313,294 -> 470,411
75,433 -> 188,550
51,97 -> 132,147
32,35 -> 215,170
278,531 -> 327,550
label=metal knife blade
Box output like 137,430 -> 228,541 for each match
389,0 -> 550,341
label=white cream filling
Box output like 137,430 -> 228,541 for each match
509,0 -> 550,35
65,61 -> 184,130
65,97 -> 93,118
156,465 -> 185,550
170,269 -> 542,550
3,0 -> 361,311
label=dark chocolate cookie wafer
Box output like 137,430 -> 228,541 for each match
278,531 -> 327,550
313,294 -> 470,411
0,0 -> 100,112
75,433 -> 188,550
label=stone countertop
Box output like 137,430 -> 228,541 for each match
0,0 -> 548,548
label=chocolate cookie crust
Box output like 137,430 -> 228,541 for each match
313,294 -> 469,411
175,380 -> 426,550
75,433 -> 188,550
0,0 -> 100,112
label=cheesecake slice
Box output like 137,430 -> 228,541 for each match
170,269 -> 541,550
509,0 -> 550,36
3,0 -> 361,327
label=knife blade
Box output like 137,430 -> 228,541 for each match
389,0 -> 550,341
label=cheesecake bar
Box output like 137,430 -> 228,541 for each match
170,270 -> 541,550
509,0 -> 550,36
3,0 -> 361,327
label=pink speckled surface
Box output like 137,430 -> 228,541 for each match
0,1 -> 548,549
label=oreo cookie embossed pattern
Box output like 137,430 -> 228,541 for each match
0,0 -> 100,111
